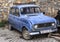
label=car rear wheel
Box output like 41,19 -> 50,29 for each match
22,28 -> 32,40
8,24 -> 14,30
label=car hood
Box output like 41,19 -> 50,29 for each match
22,13 -> 56,24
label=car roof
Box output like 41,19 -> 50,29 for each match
12,4 -> 39,9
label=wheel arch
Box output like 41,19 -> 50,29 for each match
22,26 -> 28,31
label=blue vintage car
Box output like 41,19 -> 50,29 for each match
8,3 -> 57,39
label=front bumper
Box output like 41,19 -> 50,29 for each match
29,29 -> 57,35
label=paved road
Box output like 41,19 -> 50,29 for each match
0,28 -> 59,42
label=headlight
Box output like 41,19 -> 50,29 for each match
52,23 -> 55,26
34,25 -> 38,29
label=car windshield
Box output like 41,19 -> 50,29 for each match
21,7 -> 40,14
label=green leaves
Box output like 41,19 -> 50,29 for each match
0,21 -> 8,27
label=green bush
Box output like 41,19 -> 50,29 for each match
0,20 -> 8,27
0,22 -> 5,27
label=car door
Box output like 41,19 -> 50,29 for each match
13,7 -> 22,31
9,7 -> 16,27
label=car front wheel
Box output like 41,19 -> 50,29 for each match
22,28 -> 32,40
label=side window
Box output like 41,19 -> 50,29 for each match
15,8 -> 20,16
10,8 -> 15,14
10,7 -> 20,16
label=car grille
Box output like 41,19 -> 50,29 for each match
36,23 -> 53,28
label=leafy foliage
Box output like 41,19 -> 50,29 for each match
0,20 -> 8,27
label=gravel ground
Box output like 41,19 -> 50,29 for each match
0,28 -> 59,42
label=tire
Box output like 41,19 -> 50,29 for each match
48,33 -> 52,38
22,28 -> 32,40
8,24 -> 14,30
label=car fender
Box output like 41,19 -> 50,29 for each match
20,18 -> 32,32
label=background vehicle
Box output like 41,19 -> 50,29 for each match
55,9 -> 60,26
55,9 -> 60,32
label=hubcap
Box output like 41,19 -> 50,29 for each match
23,30 -> 31,39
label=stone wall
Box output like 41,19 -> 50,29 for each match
0,0 -> 60,21
0,0 -> 15,21
38,0 -> 59,17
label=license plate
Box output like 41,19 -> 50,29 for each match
41,30 -> 52,34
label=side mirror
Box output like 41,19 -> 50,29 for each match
43,12 -> 45,14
